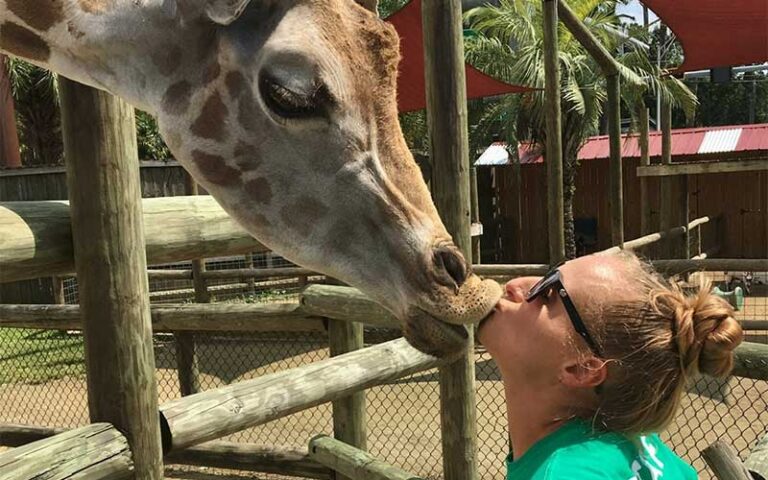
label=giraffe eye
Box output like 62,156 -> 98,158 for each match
259,74 -> 327,120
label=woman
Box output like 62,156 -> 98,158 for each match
478,252 -> 743,479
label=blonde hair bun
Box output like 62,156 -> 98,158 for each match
671,284 -> 744,378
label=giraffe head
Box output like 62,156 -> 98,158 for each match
0,0 -> 502,357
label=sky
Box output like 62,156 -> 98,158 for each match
616,0 -> 659,25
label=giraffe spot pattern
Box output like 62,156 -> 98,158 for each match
237,94 -> 259,132
202,61 -> 221,85
78,0 -> 115,15
233,142 -> 262,171
244,177 -> 272,205
6,0 -> 64,32
280,196 -> 330,237
67,21 -> 85,39
225,71 -> 247,99
162,80 -> 192,116
0,23 -> 50,62
191,91 -> 228,141
191,150 -> 241,186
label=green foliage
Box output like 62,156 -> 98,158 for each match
6,59 -> 172,165
0,328 -> 85,385
377,0 -> 409,18
687,73 -> 768,127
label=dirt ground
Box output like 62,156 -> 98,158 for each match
0,286 -> 765,479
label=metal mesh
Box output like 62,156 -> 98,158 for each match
1,268 -> 766,479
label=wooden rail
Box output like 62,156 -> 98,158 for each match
159,338 -> 443,452
597,216 -> 711,255
309,435 -> 424,480
166,441 -> 333,479
0,196 -> 267,283
0,302 -> 324,332
0,423 -> 132,480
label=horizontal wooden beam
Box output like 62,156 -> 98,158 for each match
0,424 -> 65,447
0,303 -> 326,332
637,159 -> 768,177
202,267 -> 317,280
471,264 -> 549,276
598,216 -> 711,255
166,441 -> 333,480
309,435 -> 424,480
0,196 -> 267,283
0,423 -> 132,480
300,284 -> 399,328
160,338 -> 442,452
652,259 -> 768,275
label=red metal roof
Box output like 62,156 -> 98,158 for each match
387,0 -> 530,112
643,0 -> 768,73
475,124 -> 768,165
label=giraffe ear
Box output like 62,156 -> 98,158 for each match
355,0 -> 378,14
205,0 -> 252,25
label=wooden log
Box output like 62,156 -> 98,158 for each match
0,423 -> 133,480
301,284 -> 399,328
329,319 -> 367,480
309,435 -> 424,480
160,338 -> 443,452
557,0 -> 619,75
542,0 -> 565,264
651,259 -> 768,275
202,267 -> 316,280
147,270 -> 194,280
745,433 -> 768,480
597,216 -> 710,255
731,342 -> 768,382
472,264 -> 550,276
607,73 -> 624,247
0,302 -> 326,332
702,440 -> 752,480
0,196 -> 267,283
0,423 -> 65,447
59,78 -> 162,479
637,159 -> 768,177
166,441 -> 333,480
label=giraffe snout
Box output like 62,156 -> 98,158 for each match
432,245 -> 469,292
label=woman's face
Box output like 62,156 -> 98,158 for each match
478,256 -> 616,386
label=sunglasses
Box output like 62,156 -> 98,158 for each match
525,265 -> 604,357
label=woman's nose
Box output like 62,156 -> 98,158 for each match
504,282 -> 526,303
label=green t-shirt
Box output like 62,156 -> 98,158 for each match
506,420 -> 697,480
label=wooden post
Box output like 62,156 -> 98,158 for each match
607,74 -> 624,247
0,55 -> 21,169
51,276 -> 65,305
658,98 -> 688,259
470,167 -> 481,263
176,174 -> 206,397
702,440 -> 753,480
638,106 -> 653,236
510,151 -> 524,262
58,78 -> 163,478
543,0 -> 565,264
244,252 -> 256,294
421,3 -> 477,478
329,319 -> 366,480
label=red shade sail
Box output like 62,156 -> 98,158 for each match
387,0 -> 530,112
643,0 -> 768,73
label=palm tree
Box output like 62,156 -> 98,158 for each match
464,0 -> 697,257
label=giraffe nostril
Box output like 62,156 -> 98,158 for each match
433,247 -> 468,290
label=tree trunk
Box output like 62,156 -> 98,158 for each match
0,55 -> 21,168
562,142 -> 579,259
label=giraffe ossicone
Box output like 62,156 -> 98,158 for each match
0,0 -> 502,357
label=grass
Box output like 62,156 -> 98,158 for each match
0,328 -> 85,385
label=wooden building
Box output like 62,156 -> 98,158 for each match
476,124 -> 768,263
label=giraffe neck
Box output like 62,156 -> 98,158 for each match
0,0 -> 175,113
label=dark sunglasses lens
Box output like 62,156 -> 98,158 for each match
526,270 -> 558,301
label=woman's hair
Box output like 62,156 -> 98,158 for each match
585,252 -> 743,435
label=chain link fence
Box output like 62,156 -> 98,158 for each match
1,262 -> 766,479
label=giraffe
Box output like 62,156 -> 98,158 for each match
0,0 -> 502,357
